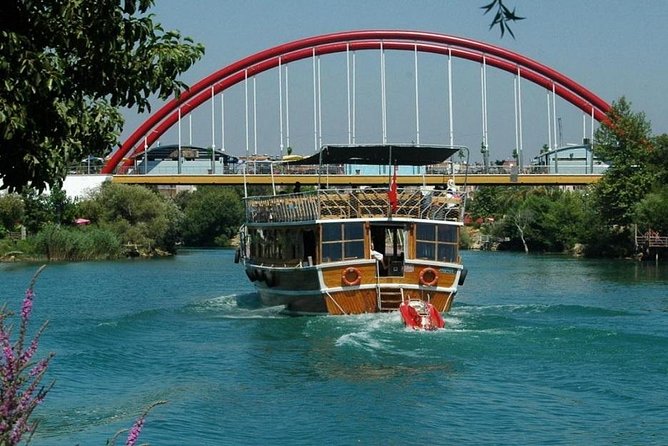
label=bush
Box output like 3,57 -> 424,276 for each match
79,183 -> 182,254
32,224 -> 121,261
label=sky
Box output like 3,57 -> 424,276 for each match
121,0 -> 668,164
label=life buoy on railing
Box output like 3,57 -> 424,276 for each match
419,267 -> 439,287
341,267 -> 362,286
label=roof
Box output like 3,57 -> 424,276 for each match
133,145 -> 239,163
284,144 -> 461,166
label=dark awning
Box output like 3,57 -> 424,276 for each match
132,145 -> 239,163
284,144 -> 460,166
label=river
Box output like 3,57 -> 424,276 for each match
1,250 -> 667,445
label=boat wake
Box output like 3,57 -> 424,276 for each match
183,293 -> 286,319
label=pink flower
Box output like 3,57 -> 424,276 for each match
125,416 -> 145,446
20,289 -> 34,322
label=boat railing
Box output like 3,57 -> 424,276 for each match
245,187 -> 464,223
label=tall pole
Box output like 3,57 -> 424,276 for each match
317,55 -> 323,150
448,48 -> 454,148
514,75 -> 519,164
312,48 -> 318,152
346,44 -> 351,146
380,42 -> 387,146
253,76 -> 258,156
414,44 -> 420,146
220,93 -> 225,152
480,58 -> 489,173
177,108 -> 182,174
352,51 -> 356,144
244,70 -> 249,162
188,115 -> 192,146
590,106 -> 595,173
143,136 -> 148,175
278,56 -> 284,158
285,65 -> 290,150
552,84 -> 558,149
517,67 -> 524,169
210,86 -> 215,174
546,92 -> 552,151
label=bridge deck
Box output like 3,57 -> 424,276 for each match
111,174 -> 601,186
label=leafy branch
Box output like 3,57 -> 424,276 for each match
481,0 -> 525,38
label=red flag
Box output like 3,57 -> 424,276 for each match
388,164 -> 398,212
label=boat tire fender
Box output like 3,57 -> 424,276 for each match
458,268 -> 468,286
419,267 -> 439,287
341,267 -> 362,287
234,248 -> 241,264
265,271 -> 277,287
246,268 -> 257,282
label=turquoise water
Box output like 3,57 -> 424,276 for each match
1,250 -> 667,445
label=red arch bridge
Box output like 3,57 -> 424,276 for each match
103,30 -> 610,186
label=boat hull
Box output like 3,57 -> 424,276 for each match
246,262 -> 460,315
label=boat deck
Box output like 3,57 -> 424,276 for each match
245,187 -> 463,223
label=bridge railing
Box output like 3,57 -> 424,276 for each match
245,187 -> 464,224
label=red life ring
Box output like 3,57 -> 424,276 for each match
419,267 -> 439,287
341,267 -> 362,286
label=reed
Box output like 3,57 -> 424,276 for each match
32,224 -> 121,261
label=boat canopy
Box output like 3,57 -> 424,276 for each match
283,144 -> 461,166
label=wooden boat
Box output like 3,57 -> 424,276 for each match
236,144 -> 468,316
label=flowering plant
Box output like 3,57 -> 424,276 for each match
106,400 -> 167,446
0,265 -> 53,445
1,267 -> 165,446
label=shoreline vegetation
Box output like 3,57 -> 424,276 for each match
0,183 -> 244,263
1,100 -> 667,264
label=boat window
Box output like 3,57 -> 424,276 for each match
247,227 -> 312,265
322,224 -> 342,241
321,222 -> 365,262
438,225 -> 457,243
416,223 -> 458,262
416,223 -> 435,241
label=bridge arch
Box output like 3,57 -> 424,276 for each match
103,30 -> 610,173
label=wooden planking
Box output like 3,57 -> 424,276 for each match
325,290 -> 377,314
320,264 -> 457,288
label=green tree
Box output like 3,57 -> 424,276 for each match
79,182 -> 182,253
593,98 -> 656,227
178,187 -> 244,247
634,185 -> 668,234
0,193 -> 24,233
0,0 -> 204,192
18,186 -> 80,233
650,134 -> 668,187
468,186 -> 505,220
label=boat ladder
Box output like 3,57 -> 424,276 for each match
377,288 -> 404,312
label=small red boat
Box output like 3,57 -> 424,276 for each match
399,298 -> 445,330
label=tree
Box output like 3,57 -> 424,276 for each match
78,182 -> 182,253
593,98 -> 656,226
0,0 -> 204,192
17,186 -> 79,234
0,194 -> 24,234
178,187 -> 244,247
634,185 -> 668,234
